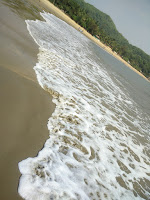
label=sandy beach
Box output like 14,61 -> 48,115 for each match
0,0 -> 148,199
0,66 -> 54,200
0,1 -> 54,200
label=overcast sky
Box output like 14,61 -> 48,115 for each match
85,0 -> 150,55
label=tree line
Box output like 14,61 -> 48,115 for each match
49,0 -> 150,78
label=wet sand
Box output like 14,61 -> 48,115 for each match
0,0 -> 148,199
0,66 -> 54,200
0,1 -> 55,200
0,1 -> 39,81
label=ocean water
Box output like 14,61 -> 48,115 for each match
18,13 -> 150,200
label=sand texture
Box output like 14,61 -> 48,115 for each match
0,0 -> 148,199
0,1 -> 55,199
0,66 -> 54,200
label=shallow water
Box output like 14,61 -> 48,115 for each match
1,0 -> 42,20
18,13 -> 150,200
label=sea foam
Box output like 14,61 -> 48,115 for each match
18,13 -> 150,200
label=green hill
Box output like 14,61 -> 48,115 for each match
49,0 -> 150,78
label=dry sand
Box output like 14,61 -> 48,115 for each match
0,1 -> 55,200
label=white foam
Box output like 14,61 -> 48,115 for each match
18,13 -> 150,200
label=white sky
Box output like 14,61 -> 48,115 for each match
85,0 -> 150,55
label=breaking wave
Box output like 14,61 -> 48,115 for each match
18,13 -> 150,200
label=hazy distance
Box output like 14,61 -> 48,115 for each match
85,0 -> 150,55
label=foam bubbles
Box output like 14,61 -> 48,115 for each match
18,13 -> 150,200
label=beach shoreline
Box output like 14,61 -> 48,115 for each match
14,2 -> 150,199
0,1 -> 55,199
0,0 -> 148,199
29,0 -> 149,82
0,65 -> 55,200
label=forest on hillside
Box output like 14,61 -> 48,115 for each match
49,0 -> 150,78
